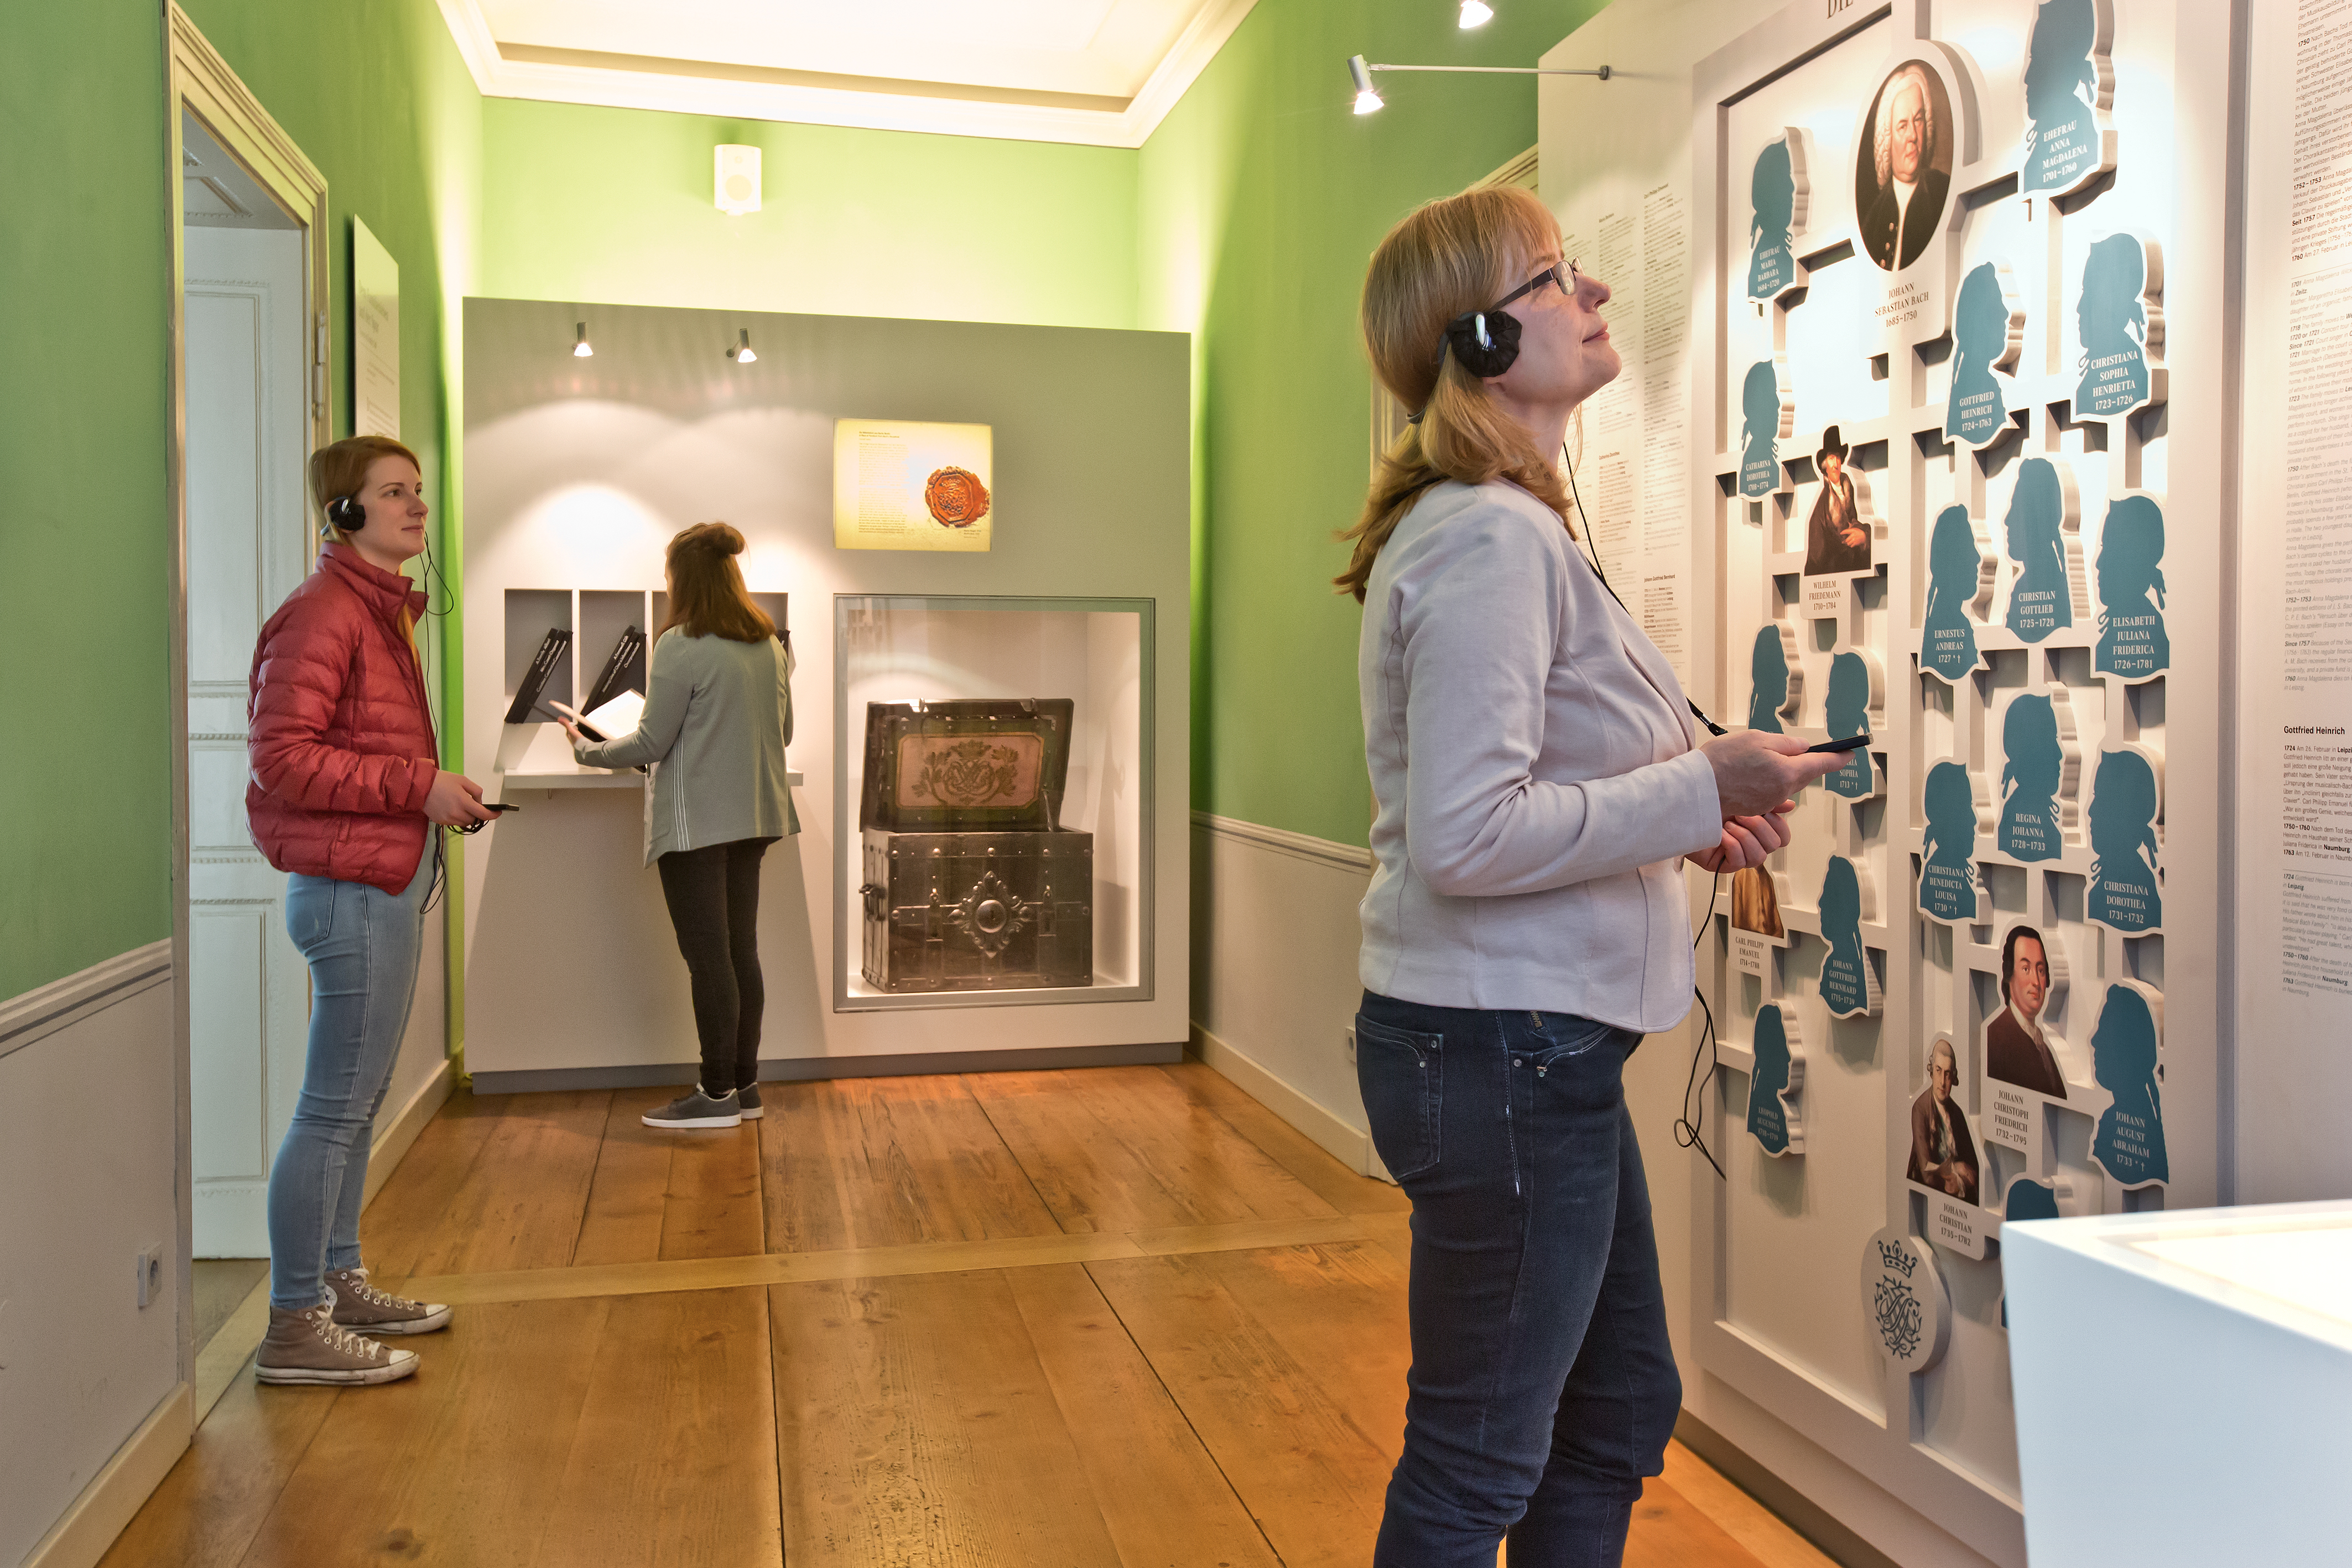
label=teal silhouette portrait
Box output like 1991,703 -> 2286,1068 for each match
1747,1003 -> 1798,1155
2095,493 -> 2169,679
2075,234 -> 2156,419
1740,362 -> 1785,498
1922,505 -> 1988,680
2021,0 -> 2106,196
2088,749 -> 2161,934
2091,985 -> 2169,1186
1917,762 -> 1981,923
1946,264 -> 2015,448
1749,626 -> 1792,733
1748,139 -> 1802,301
1823,653 -> 1875,799
1818,857 -> 1875,1017
2004,459 -> 2073,643
2005,1177 -> 2062,1224
1999,694 -> 2066,862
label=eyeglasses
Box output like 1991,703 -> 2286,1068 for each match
1487,258 -> 1580,312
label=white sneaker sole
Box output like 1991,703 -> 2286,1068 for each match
738,1105 -> 764,1120
642,1112 -> 742,1128
256,1352 -> 418,1386
350,1304 -> 453,1335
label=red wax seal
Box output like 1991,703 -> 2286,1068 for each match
924,467 -> 991,528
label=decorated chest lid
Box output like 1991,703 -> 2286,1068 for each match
860,697 -> 1074,832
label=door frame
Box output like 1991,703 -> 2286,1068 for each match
164,0 -> 331,1389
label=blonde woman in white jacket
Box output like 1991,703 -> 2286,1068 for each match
1340,187 -> 1836,1567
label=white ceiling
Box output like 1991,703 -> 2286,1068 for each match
438,0 -> 1258,147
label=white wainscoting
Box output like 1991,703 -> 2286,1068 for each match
0,943 -> 186,1568
1189,813 -> 1382,1177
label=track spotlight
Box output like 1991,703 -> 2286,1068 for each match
727,327 -> 758,364
573,321 -> 594,358
1459,1 -> 1494,27
1342,53 -> 1612,114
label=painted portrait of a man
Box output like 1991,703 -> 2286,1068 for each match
1856,60 -> 1954,272
1986,925 -> 2068,1098
1906,1037 -> 1980,1205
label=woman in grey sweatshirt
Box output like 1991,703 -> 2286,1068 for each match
557,523 -> 796,1130
1340,187 -> 1835,1567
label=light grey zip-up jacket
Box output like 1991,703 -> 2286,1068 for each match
573,629 -> 797,866
1357,479 -> 1724,1029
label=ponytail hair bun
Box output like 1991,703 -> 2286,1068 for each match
660,521 -> 773,643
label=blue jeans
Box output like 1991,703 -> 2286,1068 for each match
266,833 -> 434,1311
1355,991 -> 1682,1567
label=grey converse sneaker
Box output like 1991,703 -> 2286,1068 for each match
735,1083 -> 764,1119
256,1289 -> 419,1385
326,1267 -> 451,1335
641,1086 -> 741,1129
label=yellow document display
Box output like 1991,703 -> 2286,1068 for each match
832,419 -> 994,552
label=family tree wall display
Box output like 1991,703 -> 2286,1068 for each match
1748,622 -> 1805,732
1946,261 -> 2026,449
1740,358 -> 1796,498
2017,0 -> 2117,200
1818,855 -> 1885,1017
2094,492 -> 2169,680
1918,760 -> 1992,924
1694,0 -> 2189,1512
1745,1002 -> 1807,1157
1820,649 -> 1886,800
1994,686 -> 2082,863
1749,129 -> 1815,304
1907,1032 -> 1992,1257
1861,1227 -> 1953,1372
2071,233 -> 2166,422
1853,44 -> 1984,354
1999,457 -> 2085,644
1730,865 -> 1796,977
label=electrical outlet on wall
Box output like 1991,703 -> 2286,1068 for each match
1343,1027 -> 1357,1065
135,1246 -> 163,1309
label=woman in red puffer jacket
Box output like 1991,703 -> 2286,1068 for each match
245,435 -> 492,1389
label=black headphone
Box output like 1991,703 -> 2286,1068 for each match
324,493 -> 365,537
1441,307 -> 1523,379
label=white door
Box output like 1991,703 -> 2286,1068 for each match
183,147 -> 312,1257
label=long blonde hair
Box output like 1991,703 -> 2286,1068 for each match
1337,186 -> 1575,602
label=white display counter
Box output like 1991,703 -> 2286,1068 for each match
2004,1200 -> 2352,1566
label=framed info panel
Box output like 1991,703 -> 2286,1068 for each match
1685,2 -> 2233,1561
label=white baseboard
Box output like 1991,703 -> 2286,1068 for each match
1190,1023 -> 1393,1183
362,1055 -> 452,1212
18,1382 -> 192,1568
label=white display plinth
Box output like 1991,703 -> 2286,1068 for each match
2004,1201 -> 2352,1566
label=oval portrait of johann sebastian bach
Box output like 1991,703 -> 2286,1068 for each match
1855,60 -> 1955,272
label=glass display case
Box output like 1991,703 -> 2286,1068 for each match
834,595 -> 1152,1010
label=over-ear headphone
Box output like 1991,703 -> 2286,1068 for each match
1442,307 -> 1522,379
324,493 -> 364,539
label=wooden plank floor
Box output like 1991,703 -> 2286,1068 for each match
107,1062 -> 1835,1568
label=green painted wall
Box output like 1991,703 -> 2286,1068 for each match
1140,0 -> 1605,847
0,1 -> 174,999
477,100 -> 1139,330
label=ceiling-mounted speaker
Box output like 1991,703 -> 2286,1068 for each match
715,144 -> 761,215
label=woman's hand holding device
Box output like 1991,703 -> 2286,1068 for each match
424,770 -> 496,827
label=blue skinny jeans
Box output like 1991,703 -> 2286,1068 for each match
1355,990 -> 1682,1567
266,833 -> 434,1311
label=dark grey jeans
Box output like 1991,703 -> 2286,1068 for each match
1355,989 -> 1682,1567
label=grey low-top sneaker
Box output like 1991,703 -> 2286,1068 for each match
642,1085 -> 742,1128
256,1289 -> 419,1386
735,1083 -> 764,1119
327,1267 -> 452,1336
